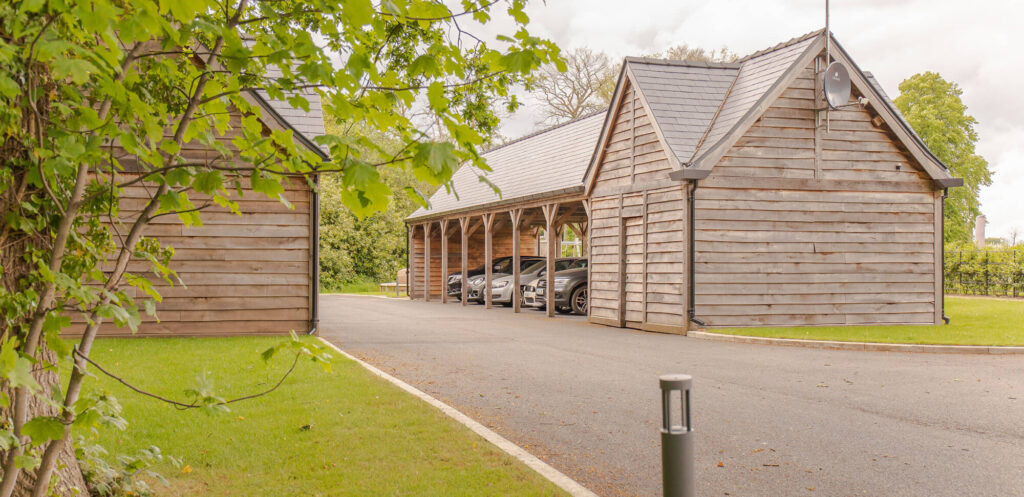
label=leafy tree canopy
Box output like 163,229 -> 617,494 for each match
894,72 -> 992,243
0,0 -> 560,494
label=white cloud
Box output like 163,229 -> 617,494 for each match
490,0 -> 1022,238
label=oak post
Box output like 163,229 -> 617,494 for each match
423,222 -> 432,302
459,217 -> 469,306
483,212 -> 496,309
440,218 -> 450,304
542,203 -> 561,317
510,208 -> 524,312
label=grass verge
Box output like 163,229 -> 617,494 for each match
710,296 -> 1024,346
73,337 -> 565,496
321,278 -> 407,297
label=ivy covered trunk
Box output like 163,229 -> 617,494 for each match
0,95 -> 87,496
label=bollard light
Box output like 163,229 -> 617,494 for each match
660,374 -> 694,497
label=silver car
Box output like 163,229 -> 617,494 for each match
522,258 -> 588,309
469,258 -> 585,306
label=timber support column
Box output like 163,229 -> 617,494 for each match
423,222 -> 432,302
510,208 -> 524,312
408,225 -> 416,299
440,219 -> 450,304
460,217 -> 469,306
483,212 -> 496,309
542,203 -> 561,317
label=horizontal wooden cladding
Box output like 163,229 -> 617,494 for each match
695,291 -> 935,305
700,176 -> 932,193
702,312 -> 934,327
67,320 -> 311,337
118,198 -> 309,214
698,281 -> 934,295
696,262 -> 934,274
169,248 -> 310,262
115,260 -> 308,274
135,223 -> 309,238
695,230 -> 934,243
695,251 -> 933,264
697,272 -> 933,284
696,219 -> 934,234
697,188 -> 933,204
72,307 -> 307,324
695,199 -> 934,216
699,301 -> 933,317
696,241 -> 934,254
138,236 -> 310,249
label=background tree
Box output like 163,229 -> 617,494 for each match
894,72 -> 992,243
532,48 -> 611,124
0,0 -> 559,495
650,43 -> 738,63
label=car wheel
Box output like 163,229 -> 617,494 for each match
570,285 -> 588,315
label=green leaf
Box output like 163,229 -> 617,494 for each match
51,58 -> 98,85
192,170 -> 223,194
22,416 -> 65,446
408,55 -> 440,78
426,82 -> 448,111
14,455 -> 39,470
19,0 -> 45,14
0,340 -> 40,391
414,142 -> 458,175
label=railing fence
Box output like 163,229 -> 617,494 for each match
944,249 -> 1024,297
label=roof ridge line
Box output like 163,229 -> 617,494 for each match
738,28 -> 825,62
624,56 -> 740,69
482,110 -> 606,155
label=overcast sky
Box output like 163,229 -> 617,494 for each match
483,0 -> 1022,239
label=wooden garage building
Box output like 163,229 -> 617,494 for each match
406,113 -> 601,315
80,87 -> 327,337
409,29 -> 962,334
586,30 -> 961,332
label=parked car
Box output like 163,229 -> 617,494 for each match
523,259 -> 588,314
476,258 -> 584,306
446,256 -> 543,299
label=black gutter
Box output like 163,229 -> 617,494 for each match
941,188 -> 950,324
405,223 -> 411,298
308,175 -> 320,335
687,180 -> 706,328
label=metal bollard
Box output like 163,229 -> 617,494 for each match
660,374 -> 694,497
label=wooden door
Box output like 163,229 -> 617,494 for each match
619,216 -> 644,327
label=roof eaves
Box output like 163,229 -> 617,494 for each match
405,185 -> 585,222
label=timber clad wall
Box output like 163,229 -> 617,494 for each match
409,226 -> 539,299
590,79 -> 687,332
70,107 -> 316,337
694,60 -> 937,326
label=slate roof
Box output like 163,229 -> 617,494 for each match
246,62 -> 330,160
625,59 -> 739,163
407,111 -> 605,221
690,31 -> 820,162
409,29 -> 953,222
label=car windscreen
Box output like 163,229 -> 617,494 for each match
522,260 -> 545,273
492,259 -> 513,273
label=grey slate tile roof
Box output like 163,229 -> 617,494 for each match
250,60 -> 327,157
407,112 -> 605,221
625,58 -> 739,163
690,31 -> 819,161
410,29 -> 950,220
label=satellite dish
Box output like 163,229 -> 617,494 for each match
823,61 -> 851,109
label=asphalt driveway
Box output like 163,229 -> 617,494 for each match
319,294 -> 1024,497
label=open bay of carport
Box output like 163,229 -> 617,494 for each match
320,294 -> 1024,497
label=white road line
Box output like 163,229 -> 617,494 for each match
317,337 -> 600,497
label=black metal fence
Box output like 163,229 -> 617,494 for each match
944,248 -> 1024,297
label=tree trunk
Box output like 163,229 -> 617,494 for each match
1,104 -> 87,496
0,352 -> 88,496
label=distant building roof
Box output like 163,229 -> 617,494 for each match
407,111 -> 605,221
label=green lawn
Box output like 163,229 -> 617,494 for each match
322,278 -> 407,297
73,337 -> 565,496
711,296 -> 1024,346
